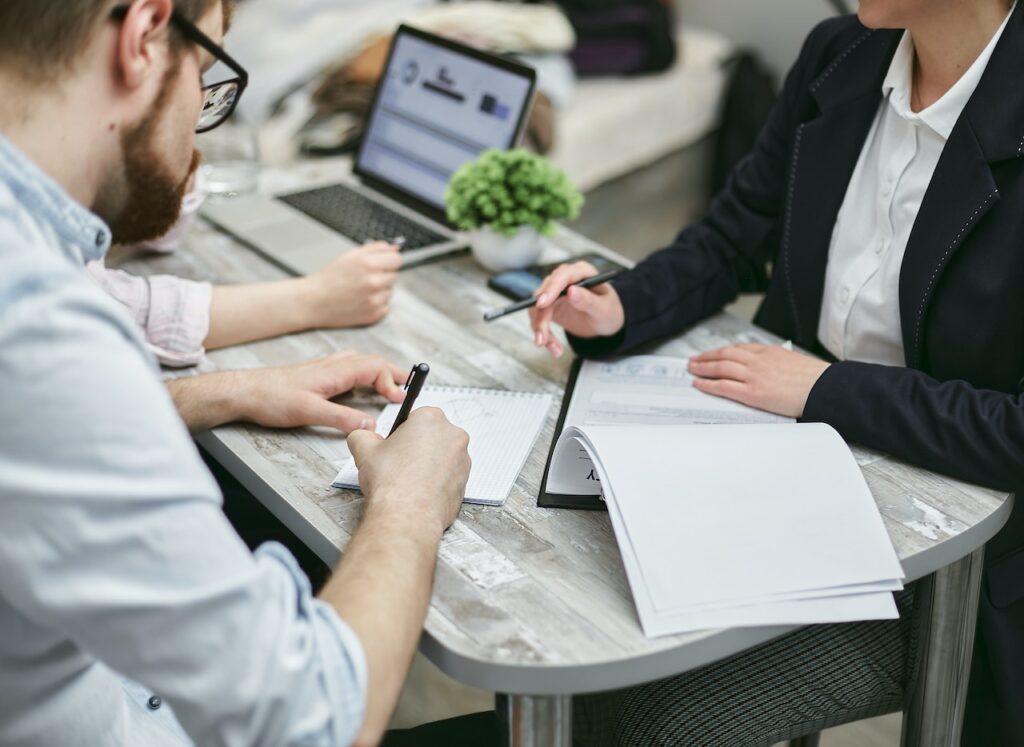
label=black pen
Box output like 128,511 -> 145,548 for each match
483,269 -> 625,322
388,363 -> 429,436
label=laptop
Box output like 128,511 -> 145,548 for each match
203,25 -> 537,275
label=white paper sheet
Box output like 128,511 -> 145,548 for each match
333,387 -> 552,506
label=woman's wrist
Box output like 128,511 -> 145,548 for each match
291,274 -> 329,331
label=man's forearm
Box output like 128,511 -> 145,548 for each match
165,372 -> 249,432
205,279 -> 319,351
318,501 -> 444,747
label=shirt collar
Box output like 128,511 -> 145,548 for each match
882,2 -> 1017,140
0,133 -> 111,263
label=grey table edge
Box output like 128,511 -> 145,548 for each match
197,429 -> 1014,697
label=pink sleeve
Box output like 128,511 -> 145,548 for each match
86,262 -> 213,368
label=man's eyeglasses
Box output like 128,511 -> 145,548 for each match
110,4 -> 248,133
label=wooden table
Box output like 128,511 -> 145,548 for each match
121,163 -> 1012,747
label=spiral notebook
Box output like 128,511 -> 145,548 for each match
331,387 -> 553,506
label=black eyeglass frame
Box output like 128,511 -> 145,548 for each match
110,3 -> 249,133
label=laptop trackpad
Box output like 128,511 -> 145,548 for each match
256,218 -> 355,252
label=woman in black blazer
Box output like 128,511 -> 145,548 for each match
530,0 -> 1024,743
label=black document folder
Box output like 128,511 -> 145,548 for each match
537,357 -> 606,511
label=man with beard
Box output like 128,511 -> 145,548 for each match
0,2 -> 474,746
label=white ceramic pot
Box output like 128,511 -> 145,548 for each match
469,225 -> 543,273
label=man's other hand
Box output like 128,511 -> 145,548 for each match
236,351 -> 408,432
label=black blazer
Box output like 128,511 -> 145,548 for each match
571,12 -> 1024,606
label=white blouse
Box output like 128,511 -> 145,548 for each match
817,6 -> 1014,365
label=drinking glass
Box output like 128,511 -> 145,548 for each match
198,116 -> 260,197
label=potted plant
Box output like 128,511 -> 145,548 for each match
445,148 -> 584,272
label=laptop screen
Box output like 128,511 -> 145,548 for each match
355,28 -> 535,212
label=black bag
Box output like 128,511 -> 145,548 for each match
554,0 -> 677,76
711,52 -> 778,193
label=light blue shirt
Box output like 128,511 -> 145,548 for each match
0,134 -> 367,747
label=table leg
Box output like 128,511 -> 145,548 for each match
496,693 -> 573,747
901,547 -> 985,747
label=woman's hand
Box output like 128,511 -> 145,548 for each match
687,344 -> 830,418
528,261 -> 626,357
303,241 -> 403,329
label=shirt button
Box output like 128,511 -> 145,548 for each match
147,695 -> 162,710
95,230 -> 106,247
840,286 -> 851,304
881,180 -> 893,197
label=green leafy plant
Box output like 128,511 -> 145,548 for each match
445,148 -> 584,237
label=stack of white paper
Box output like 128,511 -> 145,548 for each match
553,422 -> 905,636
541,354 -> 904,637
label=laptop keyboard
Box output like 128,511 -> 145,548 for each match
278,184 -> 449,251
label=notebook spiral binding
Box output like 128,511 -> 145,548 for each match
426,386 -> 549,399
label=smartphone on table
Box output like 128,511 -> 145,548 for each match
487,253 -> 627,302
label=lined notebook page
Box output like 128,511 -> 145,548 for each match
332,387 -> 553,506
